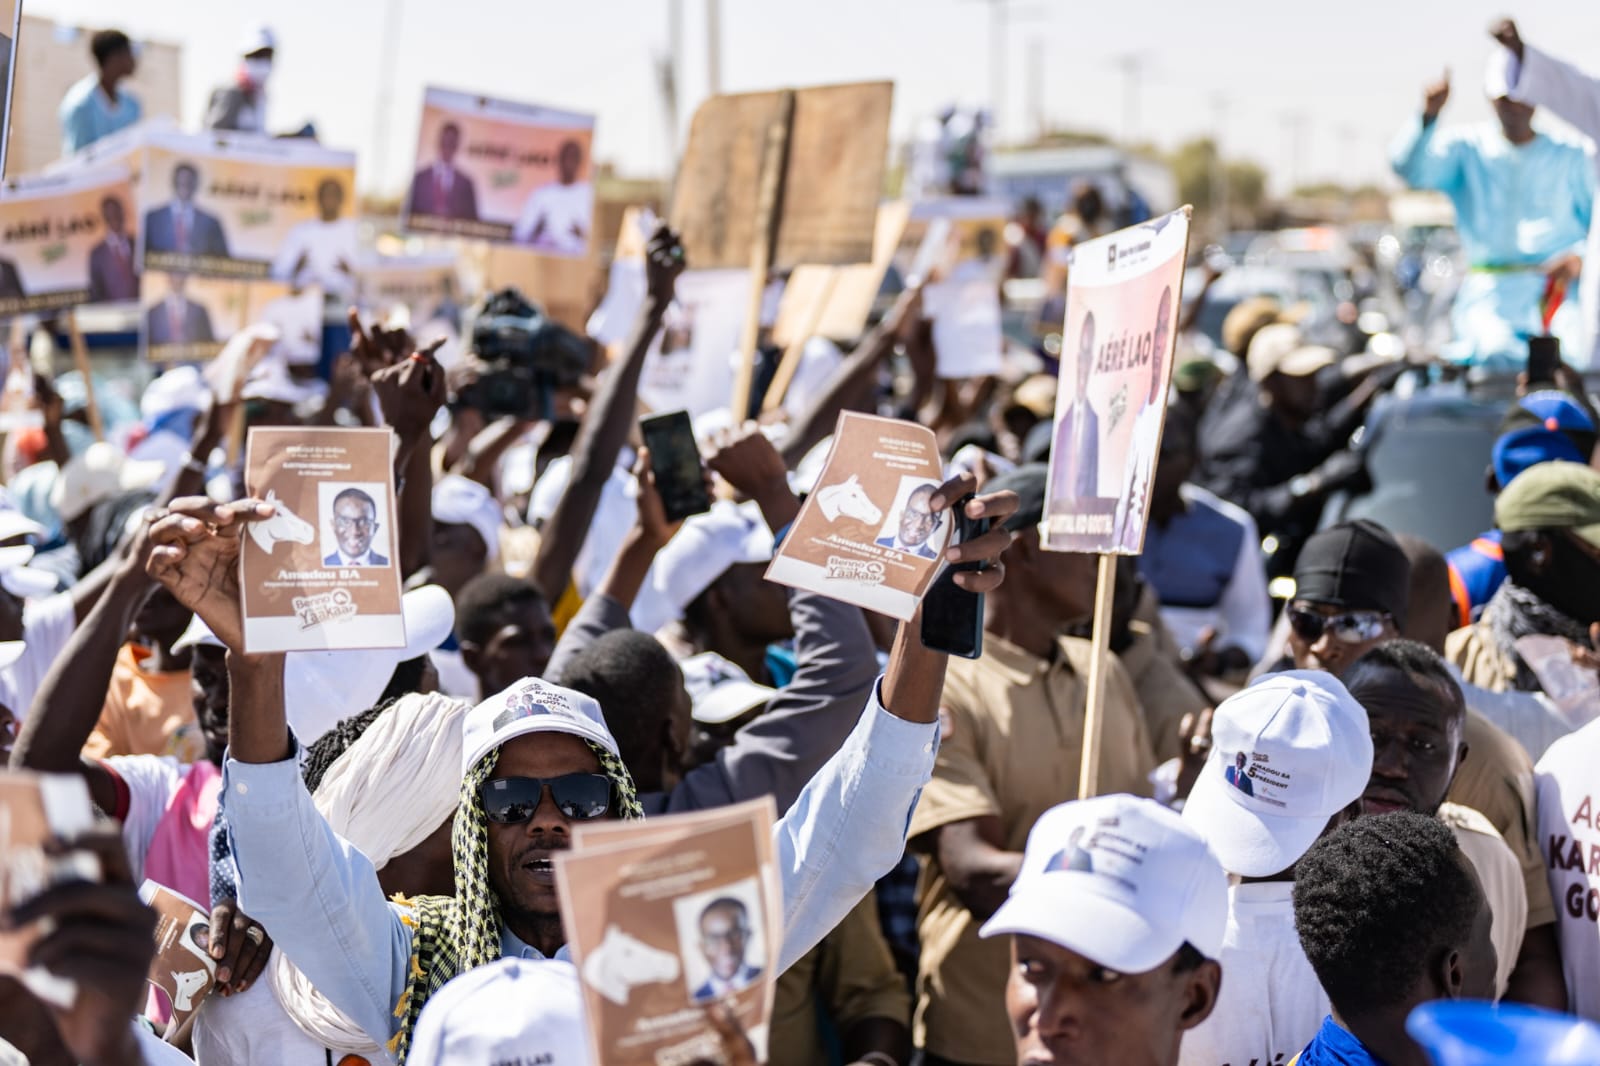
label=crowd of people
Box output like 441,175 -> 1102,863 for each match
5,12 -> 1600,1066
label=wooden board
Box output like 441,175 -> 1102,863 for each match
670,81 -> 893,273
771,200 -> 910,347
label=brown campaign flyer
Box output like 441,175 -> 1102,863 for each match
137,881 -> 217,1038
765,411 -> 951,621
140,271 -> 307,364
0,771 -> 97,1007
137,128 -> 356,281
1041,207 -> 1191,555
402,87 -> 595,255
557,799 -> 779,1066
0,166 -> 137,314
240,427 -> 405,653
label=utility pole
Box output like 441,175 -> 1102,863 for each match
372,0 -> 406,195
1211,93 -> 1230,231
1118,53 -> 1144,144
1280,110 -> 1307,194
705,0 -> 722,96
1027,36 -> 1045,139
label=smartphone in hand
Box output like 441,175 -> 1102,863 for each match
921,494 -> 990,659
639,410 -> 711,523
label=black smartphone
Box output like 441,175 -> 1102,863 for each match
1528,335 -> 1561,386
921,495 -> 990,659
639,410 -> 711,522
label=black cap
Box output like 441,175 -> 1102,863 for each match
1292,519 -> 1410,627
983,463 -> 1047,533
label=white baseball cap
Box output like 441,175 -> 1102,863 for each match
462,676 -> 618,775
49,442 -> 166,523
0,544 -> 59,599
980,795 -> 1228,971
680,651 -> 776,726
408,959 -> 587,1066
0,487 -> 44,544
1485,47 -> 1514,100
631,501 -> 774,634
1245,323 -> 1336,384
1182,670 -> 1374,878
432,474 -> 502,562
141,365 -> 209,423
171,584 -> 457,744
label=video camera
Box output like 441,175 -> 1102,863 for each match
461,288 -> 589,418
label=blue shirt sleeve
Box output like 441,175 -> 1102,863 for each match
1390,115 -> 1464,195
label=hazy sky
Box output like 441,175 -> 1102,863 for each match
26,0 -> 1600,197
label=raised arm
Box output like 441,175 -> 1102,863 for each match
368,335 -> 448,580
1496,20 -> 1600,143
531,225 -> 684,601
144,497 -> 414,1046
8,523 -> 153,812
1391,70 -> 1466,194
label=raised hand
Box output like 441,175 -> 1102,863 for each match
372,340 -> 447,446
1423,69 -> 1451,122
145,498 -> 276,653
631,446 -> 686,549
347,307 -> 416,375
1490,18 -> 1525,62
927,473 -> 1019,595
644,223 -> 687,306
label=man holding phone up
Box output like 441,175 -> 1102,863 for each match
908,464 -> 1156,1066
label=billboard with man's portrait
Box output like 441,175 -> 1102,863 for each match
402,86 -> 596,256
0,166 -> 138,315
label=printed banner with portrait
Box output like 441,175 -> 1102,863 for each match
402,86 -> 595,255
139,271 -> 311,364
136,129 -> 356,283
1041,207 -> 1191,555
239,427 -> 405,653
0,166 -> 138,314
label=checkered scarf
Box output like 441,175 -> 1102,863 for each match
387,740 -> 642,1063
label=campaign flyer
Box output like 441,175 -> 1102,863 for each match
138,881 -> 218,1038
240,427 -> 404,653
558,799 -> 779,1066
765,411 -> 951,620
1041,207 -> 1190,555
0,771 -> 97,1007
402,87 -> 595,255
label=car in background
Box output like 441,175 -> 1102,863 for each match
1320,375 -> 1513,553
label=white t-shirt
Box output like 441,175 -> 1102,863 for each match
1,592 -> 76,720
271,218 -> 358,299
1177,881 -> 1327,1066
193,968 -> 392,1066
1440,802 -> 1525,997
107,754 -> 184,886
1535,717 -> 1600,1021
135,1019 -> 202,1064
512,181 -> 593,256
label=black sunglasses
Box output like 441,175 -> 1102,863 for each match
1287,606 -> 1389,646
481,774 -> 613,824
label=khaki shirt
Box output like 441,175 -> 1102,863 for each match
769,896 -> 909,1066
1440,628 -> 1559,932
908,633 -> 1155,1064
1441,802 -> 1527,996
1119,587 -> 1210,762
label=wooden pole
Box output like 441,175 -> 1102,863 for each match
1077,552 -> 1119,799
761,268 -> 839,413
730,90 -> 795,422
64,310 -> 104,441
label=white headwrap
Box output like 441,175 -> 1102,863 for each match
270,692 -> 471,1055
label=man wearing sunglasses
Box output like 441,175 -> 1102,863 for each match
1284,519 -> 1566,1009
146,477 -> 1017,1059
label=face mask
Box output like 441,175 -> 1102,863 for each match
243,58 -> 273,86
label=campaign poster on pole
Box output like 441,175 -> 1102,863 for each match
239,427 -> 405,653
139,272 -> 308,364
137,128 -> 356,282
557,799 -> 780,1066
0,165 -> 137,314
765,411 -> 952,620
1041,208 -> 1190,555
402,87 -> 595,255
353,252 -> 461,324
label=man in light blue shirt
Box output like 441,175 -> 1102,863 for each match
147,481 -> 1016,1057
1390,53 -> 1594,367
58,30 -> 141,156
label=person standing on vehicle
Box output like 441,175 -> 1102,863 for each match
1390,50 -> 1593,367
1494,18 -> 1600,368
